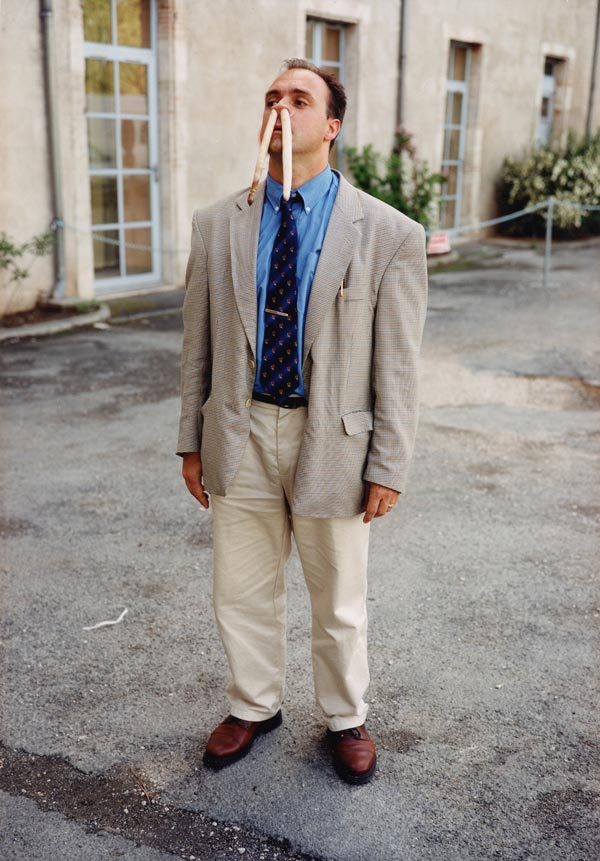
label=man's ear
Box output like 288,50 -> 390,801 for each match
324,118 -> 341,143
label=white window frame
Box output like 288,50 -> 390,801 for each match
536,58 -> 558,146
83,0 -> 161,291
305,18 -> 346,168
440,41 -> 471,230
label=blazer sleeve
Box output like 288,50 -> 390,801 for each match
363,223 -> 428,492
176,210 -> 212,457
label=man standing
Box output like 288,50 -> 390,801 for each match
177,59 -> 428,785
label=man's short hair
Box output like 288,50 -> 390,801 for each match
282,58 -> 347,150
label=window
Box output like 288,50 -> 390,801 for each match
439,41 -> 472,229
305,18 -> 346,169
83,0 -> 160,288
536,57 -> 561,146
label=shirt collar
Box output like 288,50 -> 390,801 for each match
265,165 -> 334,215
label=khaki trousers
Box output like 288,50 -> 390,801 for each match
210,398 -> 371,732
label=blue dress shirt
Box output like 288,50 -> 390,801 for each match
254,165 -> 340,398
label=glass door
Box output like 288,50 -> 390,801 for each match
440,42 -> 471,229
83,0 -> 160,290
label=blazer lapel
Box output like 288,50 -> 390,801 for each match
230,182 -> 266,359
302,175 -> 363,367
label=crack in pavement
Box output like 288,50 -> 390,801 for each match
0,742 -> 324,861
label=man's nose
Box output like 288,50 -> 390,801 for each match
274,101 -> 293,118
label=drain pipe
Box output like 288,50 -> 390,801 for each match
396,0 -> 408,128
40,0 -> 66,297
587,0 -> 600,136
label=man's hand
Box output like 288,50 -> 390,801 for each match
362,482 -> 400,524
182,452 -> 210,509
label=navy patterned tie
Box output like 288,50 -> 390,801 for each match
260,193 -> 302,404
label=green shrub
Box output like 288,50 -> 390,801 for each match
496,129 -> 600,237
345,129 -> 444,230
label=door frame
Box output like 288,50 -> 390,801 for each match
83,0 -> 161,292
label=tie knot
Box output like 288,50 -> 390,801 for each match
281,192 -> 303,212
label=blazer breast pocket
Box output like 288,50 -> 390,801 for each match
339,282 -> 369,301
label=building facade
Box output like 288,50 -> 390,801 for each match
1,0 -> 598,315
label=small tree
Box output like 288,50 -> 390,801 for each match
345,128 -> 444,230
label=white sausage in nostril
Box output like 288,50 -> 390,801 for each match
281,108 -> 292,202
247,108 -> 277,206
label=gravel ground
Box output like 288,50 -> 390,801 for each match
0,238 -> 598,860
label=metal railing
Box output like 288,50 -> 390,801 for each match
425,197 -> 600,288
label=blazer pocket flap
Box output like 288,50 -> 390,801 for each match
342,410 -> 374,435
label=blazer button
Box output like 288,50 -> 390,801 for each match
245,398 -> 252,408
249,358 -> 256,369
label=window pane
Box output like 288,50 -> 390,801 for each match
451,45 -> 467,81
93,230 -> 120,277
322,65 -> 340,80
448,91 -> 463,124
87,118 -> 117,168
305,19 -> 314,59
119,62 -> 148,114
121,119 -> 149,168
90,175 -> 118,224
324,27 -> 340,62
125,227 -> 152,274
541,96 -> 550,118
447,129 -> 460,160
441,198 -> 456,228
85,58 -> 115,112
123,174 -> 150,222
117,0 -> 151,48
82,0 -> 112,44
441,165 -> 458,196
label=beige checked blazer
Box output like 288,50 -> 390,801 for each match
177,172 -> 428,517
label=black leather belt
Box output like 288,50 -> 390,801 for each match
252,391 -> 308,409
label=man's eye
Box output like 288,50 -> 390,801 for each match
266,100 -> 277,107
295,100 -> 307,107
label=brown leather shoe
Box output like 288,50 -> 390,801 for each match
326,724 -> 377,785
203,710 -> 282,769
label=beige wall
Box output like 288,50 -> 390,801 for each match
1,0 -> 598,314
405,0 -> 600,230
0,0 -> 93,315
0,2 -> 54,314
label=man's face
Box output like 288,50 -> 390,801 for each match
261,68 -> 340,159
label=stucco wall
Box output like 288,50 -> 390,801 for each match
405,0 -> 600,229
0,2 -> 54,315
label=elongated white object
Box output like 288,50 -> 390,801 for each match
281,108 -> 292,202
83,607 -> 128,631
247,108 -> 277,205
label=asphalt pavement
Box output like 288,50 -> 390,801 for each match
1,237 -> 599,860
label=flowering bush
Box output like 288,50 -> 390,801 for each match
345,129 -> 444,230
496,129 -> 600,237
